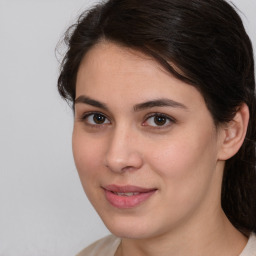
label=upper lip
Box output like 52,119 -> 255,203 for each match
103,184 -> 157,193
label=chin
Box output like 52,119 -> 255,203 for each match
109,227 -> 152,240
101,214 -> 161,239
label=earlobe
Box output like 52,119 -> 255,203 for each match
218,103 -> 249,161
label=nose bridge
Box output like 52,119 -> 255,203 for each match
104,123 -> 143,172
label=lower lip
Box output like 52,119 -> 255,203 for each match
104,189 -> 156,209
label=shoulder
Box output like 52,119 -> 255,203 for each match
240,233 -> 256,256
76,234 -> 121,256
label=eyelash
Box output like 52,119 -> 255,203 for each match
143,113 -> 176,128
80,112 -> 111,127
80,112 -> 176,128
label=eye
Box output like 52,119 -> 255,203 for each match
143,113 -> 174,127
82,112 -> 110,125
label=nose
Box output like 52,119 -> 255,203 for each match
104,126 -> 143,173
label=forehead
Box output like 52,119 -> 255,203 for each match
76,41 -> 206,111
78,41 -> 165,80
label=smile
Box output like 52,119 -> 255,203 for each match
103,185 -> 157,209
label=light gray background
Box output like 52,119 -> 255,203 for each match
0,0 -> 255,255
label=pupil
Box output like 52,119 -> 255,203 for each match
93,114 -> 105,124
154,116 -> 166,126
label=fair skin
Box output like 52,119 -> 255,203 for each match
73,41 -> 249,256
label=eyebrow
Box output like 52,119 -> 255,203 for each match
133,98 -> 188,111
75,95 -> 108,110
75,95 -> 187,111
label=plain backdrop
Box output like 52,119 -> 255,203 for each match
0,0 -> 255,255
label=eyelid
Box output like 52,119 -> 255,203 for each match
78,111 -> 176,129
142,112 -> 176,127
80,111 -> 111,125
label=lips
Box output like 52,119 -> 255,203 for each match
103,185 -> 157,209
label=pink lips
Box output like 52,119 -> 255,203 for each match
104,185 -> 157,209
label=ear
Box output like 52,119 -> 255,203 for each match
218,103 -> 249,161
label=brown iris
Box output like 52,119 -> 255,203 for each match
93,114 -> 106,124
154,116 -> 167,126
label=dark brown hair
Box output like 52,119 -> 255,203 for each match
57,0 -> 256,233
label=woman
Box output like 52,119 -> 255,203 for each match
58,0 -> 256,255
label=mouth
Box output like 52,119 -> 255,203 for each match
103,185 -> 157,209
112,192 -> 140,196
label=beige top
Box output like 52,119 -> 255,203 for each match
77,233 -> 256,256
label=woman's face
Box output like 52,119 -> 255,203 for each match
73,42 -> 225,239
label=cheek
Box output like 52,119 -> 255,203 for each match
144,131 -> 220,223
72,131 -> 105,187
147,127 -> 218,192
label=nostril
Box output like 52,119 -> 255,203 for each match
104,152 -> 143,173
121,165 -> 138,172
